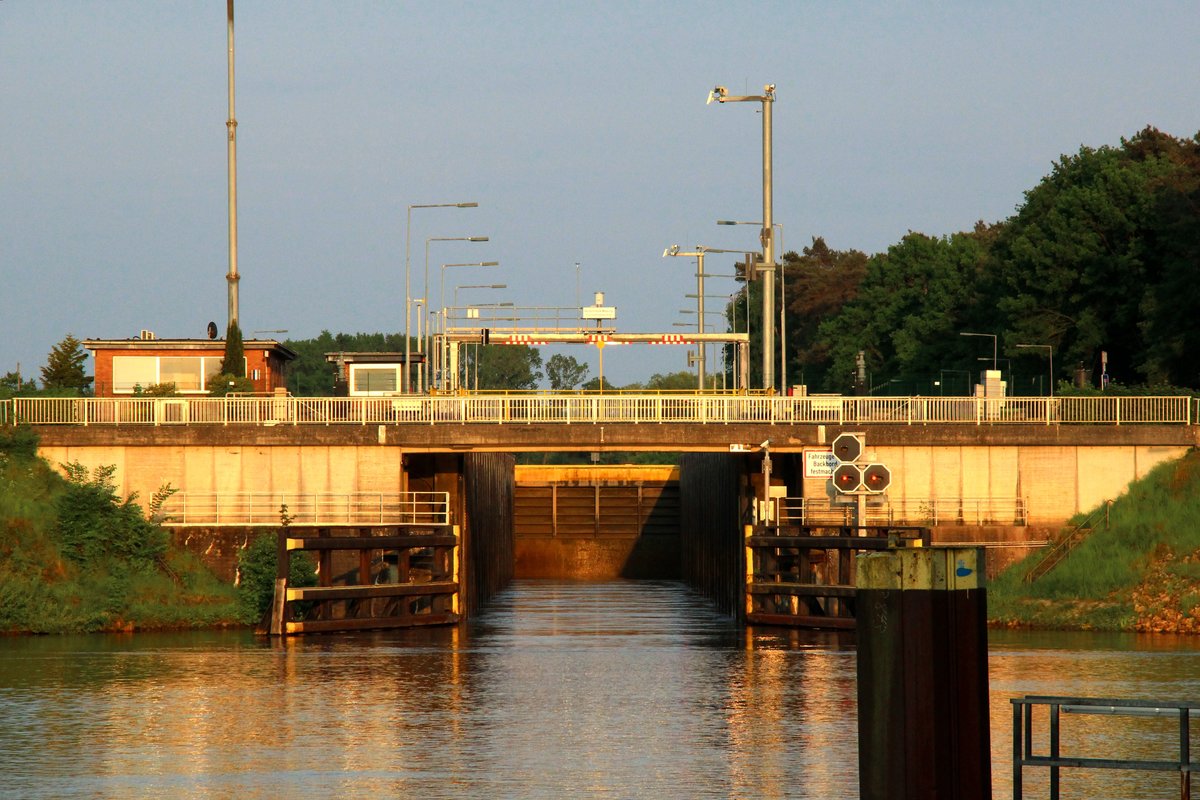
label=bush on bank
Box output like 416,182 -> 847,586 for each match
0,426 -> 242,634
990,449 -> 1200,632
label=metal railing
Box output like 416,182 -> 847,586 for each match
1012,696 -> 1198,799
1024,500 -> 1111,583
158,492 -> 451,527
774,496 -> 1028,527
3,394 -> 1194,427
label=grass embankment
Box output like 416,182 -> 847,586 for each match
0,426 -> 254,634
989,450 -> 1200,633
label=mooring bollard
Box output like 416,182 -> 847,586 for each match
856,546 -> 991,799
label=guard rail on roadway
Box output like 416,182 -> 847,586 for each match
3,394 -> 1195,426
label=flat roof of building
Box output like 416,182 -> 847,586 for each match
323,352 -> 424,364
85,338 -> 298,361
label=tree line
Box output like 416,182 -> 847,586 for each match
752,126 -> 1200,394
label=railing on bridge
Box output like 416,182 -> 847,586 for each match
4,394 -> 1194,427
159,492 -> 451,527
774,496 -> 1029,527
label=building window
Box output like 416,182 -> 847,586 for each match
350,365 -> 400,395
112,357 -> 158,393
112,356 -> 224,394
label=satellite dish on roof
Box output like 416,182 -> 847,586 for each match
207,321 -> 218,339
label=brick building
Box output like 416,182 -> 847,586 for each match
85,334 -> 296,397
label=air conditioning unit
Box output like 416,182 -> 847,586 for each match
139,330 -> 156,340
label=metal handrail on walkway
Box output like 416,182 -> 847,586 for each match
1012,696 -> 1198,799
774,496 -> 1028,527
1024,501 -> 1111,583
4,394 -> 1194,426
158,492 -> 451,527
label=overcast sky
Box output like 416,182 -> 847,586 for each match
3,2 -> 1199,386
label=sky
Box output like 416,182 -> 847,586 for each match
3,1 -> 1199,387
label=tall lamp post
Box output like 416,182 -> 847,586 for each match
708,83 -> 777,391
404,202 -> 478,391
717,219 -> 786,388
455,284 -> 507,390
664,245 -> 743,390
438,261 -> 500,391
425,236 -> 489,389
1016,343 -> 1054,397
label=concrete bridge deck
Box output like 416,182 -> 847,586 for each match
13,394 -> 1198,528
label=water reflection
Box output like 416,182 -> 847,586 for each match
0,582 -> 1197,799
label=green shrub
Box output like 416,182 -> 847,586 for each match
55,463 -> 167,566
236,532 -> 317,624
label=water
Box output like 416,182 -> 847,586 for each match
1,580 -> 1197,799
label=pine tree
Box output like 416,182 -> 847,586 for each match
40,334 -> 93,394
221,321 -> 245,377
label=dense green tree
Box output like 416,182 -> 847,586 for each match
220,322 -> 245,377
993,127 -> 1200,387
545,354 -> 589,390
580,375 -> 617,391
40,334 -> 93,394
0,371 -> 38,398
781,239 -> 869,390
284,330 -> 414,396
641,370 -> 700,390
818,228 -> 994,393
473,345 -> 543,390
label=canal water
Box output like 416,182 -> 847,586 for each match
1,579 -> 1198,799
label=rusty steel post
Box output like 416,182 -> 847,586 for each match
856,547 -> 991,799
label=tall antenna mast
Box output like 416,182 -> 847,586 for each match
225,0 -> 240,328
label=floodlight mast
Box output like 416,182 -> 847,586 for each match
708,83 -> 777,392
226,0 -> 239,330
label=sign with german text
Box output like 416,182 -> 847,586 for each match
804,449 -> 838,477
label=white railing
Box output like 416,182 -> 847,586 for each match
774,496 -> 1028,527
3,394 -> 1194,427
158,491 -> 451,527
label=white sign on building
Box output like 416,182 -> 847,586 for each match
804,449 -> 839,477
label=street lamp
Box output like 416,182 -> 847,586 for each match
708,83 -> 777,391
438,262 -> 500,391
1016,343 -> 1054,397
425,236 -> 489,387
718,219 -> 786,388
454,283 -> 507,309
405,202 -> 478,391
960,331 -> 998,372
664,245 -> 743,391
454,284 -> 506,391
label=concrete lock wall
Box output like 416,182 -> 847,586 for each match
38,441 -> 1191,529
38,444 -> 407,500
800,443 -> 1189,525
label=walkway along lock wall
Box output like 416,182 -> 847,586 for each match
856,546 -> 991,799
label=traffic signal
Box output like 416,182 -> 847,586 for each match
862,463 -> 892,493
481,328 -> 490,345
833,463 -> 863,493
832,433 -> 864,463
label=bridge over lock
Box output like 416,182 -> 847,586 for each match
8,393 -> 1198,633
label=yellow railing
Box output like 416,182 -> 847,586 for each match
3,394 -> 1194,426
158,491 -> 451,527
774,496 -> 1029,527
